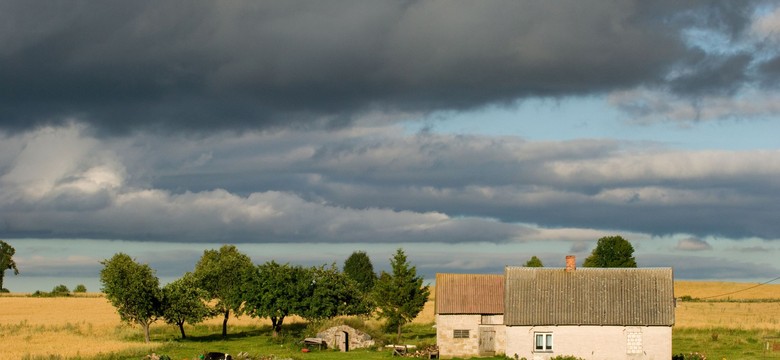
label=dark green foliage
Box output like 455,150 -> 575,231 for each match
582,235 -> 637,268
242,261 -> 311,337
673,353 -> 707,360
524,255 -> 544,267
0,240 -> 19,291
343,251 -> 377,293
373,248 -> 430,344
193,245 -> 254,337
100,253 -> 163,342
301,264 -> 371,321
161,272 -> 215,338
51,284 -> 70,295
73,284 -> 87,293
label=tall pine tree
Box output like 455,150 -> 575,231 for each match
373,248 -> 429,344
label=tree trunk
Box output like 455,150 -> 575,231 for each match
271,315 -> 285,337
178,321 -> 187,339
396,322 -> 402,345
143,322 -> 151,343
222,309 -> 230,337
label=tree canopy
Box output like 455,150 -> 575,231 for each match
161,272 -> 214,339
301,264 -> 370,322
100,253 -> 162,342
192,245 -> 254,337
373,248 -> 430,344
0,240 -> 19,292
241,261 -> 311,337
524,255 -> 544,267
583,235 -> 638,268
343,251 -> 376,293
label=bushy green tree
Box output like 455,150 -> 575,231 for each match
373,248 -> 430,344
100,253 -> 162,342
343,251 -> 377,293
161,272 -> 214,338
52,284 -> 70,296
0,240 -> 19,291
193,245 -> 254,337
242,261 -> 310,337
524,256 -> 544,267
301,264 -> 371,322
73,284 -> 88,293
583,235 -> 637,268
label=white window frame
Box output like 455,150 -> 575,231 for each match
534,332 -> 553,352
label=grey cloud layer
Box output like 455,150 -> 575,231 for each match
0,1 -> 770,133
1,124 -> 778,243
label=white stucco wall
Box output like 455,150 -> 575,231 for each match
504,325 -> 671,360
436,314 -> 506,359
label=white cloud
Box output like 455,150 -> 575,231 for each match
675,237 -> 713,251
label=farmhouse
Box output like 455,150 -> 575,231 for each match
504,257 -> 675,360
435,256 -> 675,360
435,273 -> 505,358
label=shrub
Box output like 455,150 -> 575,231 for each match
550,356 -> 585,360
673,352 -> 707,360
73,284 -> 87,293
52,284 -> 70,295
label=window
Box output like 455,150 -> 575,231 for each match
534,332 -> 553,352
453,329 -> 470,339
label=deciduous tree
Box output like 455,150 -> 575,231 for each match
242,261 -> 310,337
373,248 -> 429,344
583,235 -> 637,268
343,251 -> 376,293
161,272 -> 214,339
301,264 -> 371,322
524,256 -> 544,267
193,245 -> 253,337
100,253 -> 162,342
0,240 -> 19,292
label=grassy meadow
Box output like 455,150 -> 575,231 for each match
2,281 -> 780,359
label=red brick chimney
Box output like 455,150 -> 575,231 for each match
565,255 -> 576,272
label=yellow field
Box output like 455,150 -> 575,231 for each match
675,280 -> 780,300
1,281 -> 779,359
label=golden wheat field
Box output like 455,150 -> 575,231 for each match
1,281 -> 779,359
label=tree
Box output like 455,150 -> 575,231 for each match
373,248 -> 430,344
300,264 -> 371,322
343,251 -> 377,293
241,261 -> 310,337
52,284 -> 70,296
193,245 -> 253,337
583,235 -> 638,268
100,253 -> 162,342
0,240 -> 19,291
524,256 -> 544,267
161,272 -> 214,339
73,284 -> 88,293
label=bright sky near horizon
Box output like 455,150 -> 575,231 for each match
3,1 -> 780,292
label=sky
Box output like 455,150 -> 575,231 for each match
3,1 -> 780,292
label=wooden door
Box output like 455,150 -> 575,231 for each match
479,328 -> 496,356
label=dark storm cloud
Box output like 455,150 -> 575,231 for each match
0,0 -> 762,134
2,124 -> 779,243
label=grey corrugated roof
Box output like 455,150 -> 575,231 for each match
435,273 -> 504,315
504,267 -> 675,326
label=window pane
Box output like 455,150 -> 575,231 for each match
546,334 -> 553,350
535,334 -> 543,349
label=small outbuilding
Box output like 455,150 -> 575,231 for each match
316,325 -> 375,352
435,273 -> 505,358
